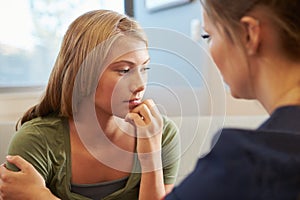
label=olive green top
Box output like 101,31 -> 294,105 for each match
7,114 -> 180,200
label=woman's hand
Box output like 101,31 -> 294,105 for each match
0,155 -> 60,200
125,99 -> 163,170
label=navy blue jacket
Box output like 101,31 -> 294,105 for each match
166,106 -> 300,200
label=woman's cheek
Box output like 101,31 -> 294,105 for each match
210,45 -> 223,72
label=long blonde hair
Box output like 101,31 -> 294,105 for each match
18,10 -> 148,128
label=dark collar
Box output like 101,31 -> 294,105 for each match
258,105 -> 300,133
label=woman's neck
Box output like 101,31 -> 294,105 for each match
264,86 -> 300,114
257,61 -> 300,114
72,98 -> 116,137
73,97 -> 135,140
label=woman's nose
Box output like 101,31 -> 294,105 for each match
130,72 -> 146,94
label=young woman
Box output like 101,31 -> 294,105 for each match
165,0 -> 300,199
0,10 -> 180,200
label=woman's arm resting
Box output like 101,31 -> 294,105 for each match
0,155 -> 60,200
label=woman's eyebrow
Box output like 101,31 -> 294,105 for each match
113,57 -> 150,66
143,57 -> 151,65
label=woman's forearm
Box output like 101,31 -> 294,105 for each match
138,152 -> 165,200
139,169 -> 165,200
39,188 -> 61,200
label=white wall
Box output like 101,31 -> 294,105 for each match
0,91 -> 43,122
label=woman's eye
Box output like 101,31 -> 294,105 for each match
201,34 -> 210,39
118,69 -> 130,75
201,34 -> 211,43
141,67 -> 150,73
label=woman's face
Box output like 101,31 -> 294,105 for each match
95,39 -> 150,118
202,11 -> 253,99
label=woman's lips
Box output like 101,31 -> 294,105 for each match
127,99 -> 141,109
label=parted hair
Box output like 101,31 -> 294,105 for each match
200,0 -> 300,61
18,9 -> 148,128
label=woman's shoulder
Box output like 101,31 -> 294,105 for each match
11,114 -> 69,148
19,114 -> 67,136
161,115 -> 180,147
210,127 -> 300,161
7,114 -> 70,179
162,115 -> 178,129
161,115 -> 179,136
171,126 -> 300,200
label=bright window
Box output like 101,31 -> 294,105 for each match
0,0 -> 124,88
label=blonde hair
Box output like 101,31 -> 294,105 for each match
200,0 -> 300,61
18,10 -> 148,128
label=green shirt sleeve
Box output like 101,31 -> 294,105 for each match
6,121 -> 50,181
161,116 -> 181,185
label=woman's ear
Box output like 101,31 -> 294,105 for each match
240,16 -> 261,55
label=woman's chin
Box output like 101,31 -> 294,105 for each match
230,89 -> 254,100
113,112 -> 127,119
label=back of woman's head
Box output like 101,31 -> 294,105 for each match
200,0 -> 300,61
19,9 -> 147,127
